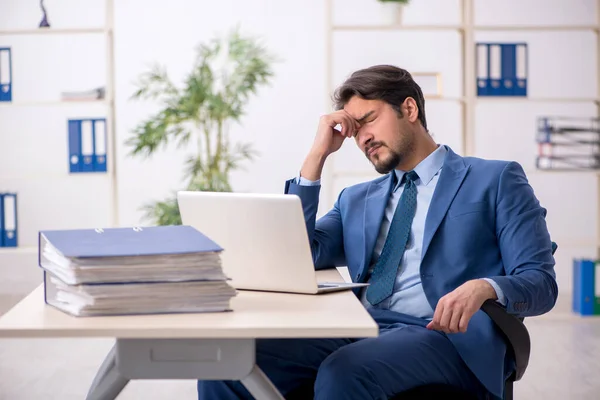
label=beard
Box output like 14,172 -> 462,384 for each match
366,143 -> 402,174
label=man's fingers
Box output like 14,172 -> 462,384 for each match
430,300 -> 443,328
345,116 -> 358,138
343,116 -> 355,138
458,313 -> 470,333
438,306 -> 453,333
449,307 -> 463,333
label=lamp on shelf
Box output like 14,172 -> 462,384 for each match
39,0 -> 50,28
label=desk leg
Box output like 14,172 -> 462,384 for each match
241,365 -> 285,400
86,343 -> 129,400
87,339 -> 285,400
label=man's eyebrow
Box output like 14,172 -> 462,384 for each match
356,110 -> 375,124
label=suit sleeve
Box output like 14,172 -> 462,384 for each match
284,178 -> 346,270
489,162 -> 558,317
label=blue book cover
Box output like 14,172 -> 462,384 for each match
0,47 -> 12,102
68,119 -> 82,173
39,225 -> 223,258
572,259 -> 595,315
0,193 -> 4,247
501,44 -> 516,96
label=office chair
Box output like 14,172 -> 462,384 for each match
287,241 -> 558,400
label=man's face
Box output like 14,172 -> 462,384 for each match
344,96 -> 415,174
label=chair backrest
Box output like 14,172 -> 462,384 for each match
486,241 -> 558,383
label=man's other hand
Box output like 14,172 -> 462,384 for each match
300,111 -> 360,181
426,279 -> 497,334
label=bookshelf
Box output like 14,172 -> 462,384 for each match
0,0 -> 117,251
323,0 -> 600,259
0,28 -> 106,35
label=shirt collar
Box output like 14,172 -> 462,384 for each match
393,144 -> 447,191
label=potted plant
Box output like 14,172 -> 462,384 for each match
126,28 -> 276,225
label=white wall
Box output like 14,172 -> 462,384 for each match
1,0 -> 598,297
113,0 -> 326,226
471,1 -> 599,294
326,0 -> 599,297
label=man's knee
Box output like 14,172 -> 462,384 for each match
314,344 -> 373,394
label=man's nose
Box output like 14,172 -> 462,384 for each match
358,131 -> 373,149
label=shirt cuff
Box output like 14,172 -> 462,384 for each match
295,174 -> 321,186
483,278 -> 506,306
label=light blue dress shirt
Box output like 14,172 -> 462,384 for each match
297,145 -> 505,319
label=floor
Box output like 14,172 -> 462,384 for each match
0,250 -> 598,399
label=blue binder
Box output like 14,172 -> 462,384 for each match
572,259 -> 597,316
0,47 -> 12,102
68,119 -> 82,173
476,42 -> 527,97
39,225 -> 223,259
501,44 -> 516,96
68,118 -> 108,173
1,193 -> 18,247
514,43 -> 528,96
476,43 -> 489,96
93,119 -> 107,172
0,194 -> 4,247
80,119 -> 94,172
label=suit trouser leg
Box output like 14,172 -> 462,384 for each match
197,337 -> 353,399
197,309 -> 489,400
313,322 -> 488,400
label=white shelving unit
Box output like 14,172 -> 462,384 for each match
0,0 -> 117,251
0,28 -> 105,35
323,0 -> 600,264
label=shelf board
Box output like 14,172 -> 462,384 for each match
332,25 -> 599,32
0,100 -> 110,107
332,25 -> 463,31
476,97 -> 600,103
330,168 -> 600,180
524,169 -> 600,175
0,246 -> 37,255
474,25 -> 599,32
0,28 -> 107,35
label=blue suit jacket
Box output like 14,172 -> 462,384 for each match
284,146 -> 558,398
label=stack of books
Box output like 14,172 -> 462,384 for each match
38,225 -> 237,317
60,86 -> 106,101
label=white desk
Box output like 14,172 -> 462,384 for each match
0,269 -> 378,400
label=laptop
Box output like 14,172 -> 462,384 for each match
177,191 -> 369,294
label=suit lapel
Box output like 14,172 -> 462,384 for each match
421,148 -> 470,261
360,173 -> 394,279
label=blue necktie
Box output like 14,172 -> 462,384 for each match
366,171 -> 419,306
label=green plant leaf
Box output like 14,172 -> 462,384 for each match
140,195 -> 182,226
128,27 -> 277,225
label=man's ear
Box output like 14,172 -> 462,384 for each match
402,97 -> 419,123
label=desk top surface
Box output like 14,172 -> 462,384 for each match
0,269 -> 378,339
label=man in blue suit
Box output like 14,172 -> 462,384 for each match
197,65 -> 558,399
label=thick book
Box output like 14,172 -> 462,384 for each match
39,225 -> 227,285
38,225 -> 236,317
43,272 -> 237,317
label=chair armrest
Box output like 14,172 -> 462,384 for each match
480,300 -> 531,381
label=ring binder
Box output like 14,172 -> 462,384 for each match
0,47 -> 12,102
476,42 -> 528,97
68,118 -> 108,173
0,192 -> 18,247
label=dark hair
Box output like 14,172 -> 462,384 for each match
333,65 -> 428,131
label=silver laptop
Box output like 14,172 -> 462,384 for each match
177,191 -> 368,294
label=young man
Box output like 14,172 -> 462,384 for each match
197,65 -> 558,400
